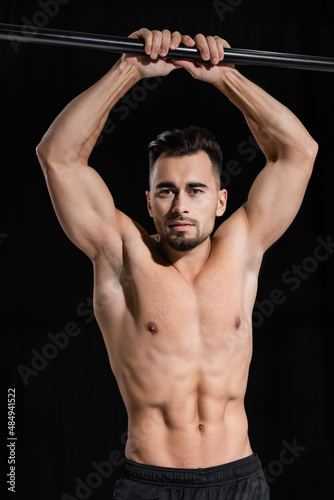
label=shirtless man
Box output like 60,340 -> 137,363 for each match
36,28 -> 318,499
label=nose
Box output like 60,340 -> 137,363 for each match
171,192 -> 189,215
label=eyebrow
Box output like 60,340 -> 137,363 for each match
154,181 -> 209,190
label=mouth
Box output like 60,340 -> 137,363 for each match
169,220 -> 194,231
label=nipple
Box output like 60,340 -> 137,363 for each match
147,322 -> 158,335
235,317 -> 241,330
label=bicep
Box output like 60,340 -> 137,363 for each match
244,157 -> 314,254
41,162 -> 122,260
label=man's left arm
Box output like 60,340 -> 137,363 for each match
174,36 -> 318,257
217,68 -> 318,256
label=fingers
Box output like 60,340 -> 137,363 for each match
151,30 -> 174,59
194,33 -> 230,65
131,28 -> 185,60
129,28 -> 230,66
180,34 -> 195,48
129,28 -> 153,56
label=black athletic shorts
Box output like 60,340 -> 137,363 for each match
113,453 -> 270,499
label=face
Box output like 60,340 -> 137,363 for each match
146,151 -> 227,252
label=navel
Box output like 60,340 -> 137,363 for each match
147,321 -> 158,335
197,424 -> 204,431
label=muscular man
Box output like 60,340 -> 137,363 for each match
36,28 -> 318,499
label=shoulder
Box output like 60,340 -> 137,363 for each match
213,204 -> 263,270
213,204 -> 249,244
93,211 -> 158,282
116,210 -> 159,259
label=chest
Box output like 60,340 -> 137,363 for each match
94,234 -> 252,348
94,254 -> 253,384
127,256 -> 246,346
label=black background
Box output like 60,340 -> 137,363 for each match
1,0 -> 334,499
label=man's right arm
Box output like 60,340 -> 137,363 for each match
36,29 -> 190,262
36,59 -> 141,262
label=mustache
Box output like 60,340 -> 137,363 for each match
167,217 -> 198,226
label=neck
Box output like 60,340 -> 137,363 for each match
158,236 -> 212,280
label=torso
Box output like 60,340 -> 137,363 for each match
92,208 -> 261,468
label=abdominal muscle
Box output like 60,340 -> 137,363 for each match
105,315 -> 254,469
125,398 -> 252,468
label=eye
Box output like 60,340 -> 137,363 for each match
189,189 -> 203,195
159,189 -> 173,196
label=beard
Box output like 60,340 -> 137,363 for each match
164,224 -> 214,252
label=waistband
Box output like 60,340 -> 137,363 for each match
122,454 -> 263,486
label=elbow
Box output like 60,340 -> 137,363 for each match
303,137 -> 318,175
305,137 -> 318,161
36,141 -> 65,172
36,140 -> 79,170
36,142 -> 50,172
292,136 -> 318,172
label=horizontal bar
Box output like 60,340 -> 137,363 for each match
1,23 -> 334,72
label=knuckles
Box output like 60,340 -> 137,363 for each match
128,28 -> 230,58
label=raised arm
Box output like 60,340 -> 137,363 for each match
174,36 -> 318,258
36,59 -> 141,262
36,28 -> 193,261
215,68 -> 318,255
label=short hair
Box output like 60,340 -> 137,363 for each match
148,126 -> 223,188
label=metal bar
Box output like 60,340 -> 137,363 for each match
1,23 -> 334,72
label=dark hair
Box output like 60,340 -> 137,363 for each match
148,126 -> 223,188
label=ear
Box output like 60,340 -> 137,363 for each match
216,189 -> 228,217
145,190 -> 153,218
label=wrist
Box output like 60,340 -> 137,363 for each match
213,67 -> 241,93
114,57 -> 143,83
